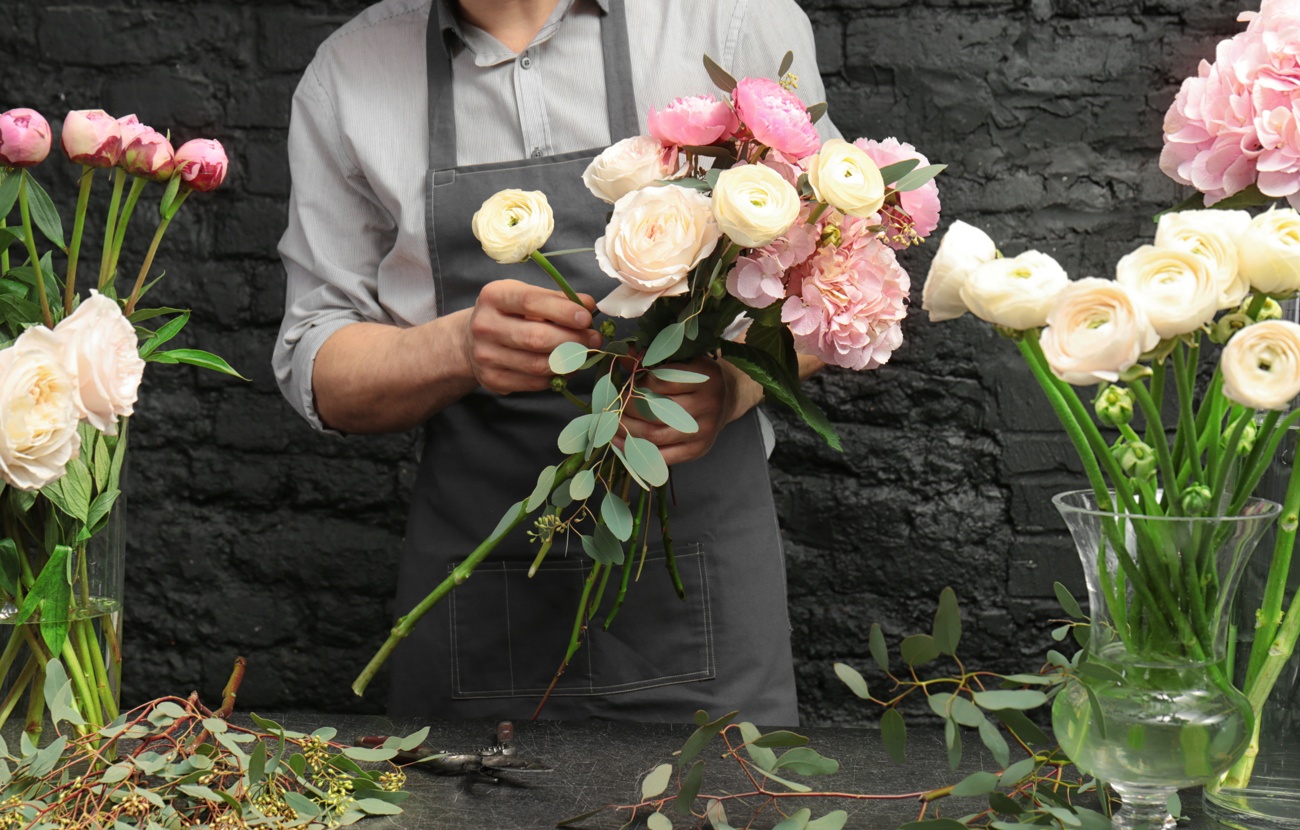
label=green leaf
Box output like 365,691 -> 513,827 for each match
649,367 -> 710,384
591,375 -> 618,413
1054,582 -> 1085,618
248,740 -> 267,784
580,523 -> 624,565
989,792 -> 1023,815
979,718 -> 1011,768
92,434 -> 111,493
488,500 -> 526,544
972,690 -> 1048,711
679,710 -> 738,769
772,810 -> 811,830
676,759 -> 706,815
933,586 -> 961,655
751,730 -> 809,748
806,102 -> 828,124
343,745 -> 397,762
558,414 -> 595,454
127,305 -> 187,324
159,170 -> 184,218
0,539 -> 20,596
283,790 -> 322,818
610,443 -> 646,490
833,662 -> 869,699
23,171 -> 65,250
570,469 -> 596,500
869,623 -> 889,672
749,764 -> 812,792
880,708 -> 906,763
548,341 -> 590,374
149,348 -> 248,380
897,822 -> 969,830
1085,683 -> 1109,741
13,546 -> 72,654
950,695 -> 984,728
641,391 -> 699,433
101,761 -> 133,784
777,50 -> 794,78
1001,673 -> 1056,686
893,164 -> 946,193
999,757 -> 1036,787
877,159 -> 921,186
642,763 -> 673,799
806,812 -> 848,830
355,798 -> 403,816
644,322 -> 685,366
622,436 -> 669,487
0,170 -> 21,218
526,465 -> 558,512
952,770 -> 1000,797
721,341 -> 841,451
946,718 -> 963,768
646,813 -> 673,830
706,798 -> 735,830
900,634 -> 940,667
138,311 -> 190,358
87,489 -> 120,533
738,722 -> 776,771
994,709 -> 1051,747
773,746 -> 838,776
589,410 -> 620,450
601,491 -> 633,541
703,54 -> 738,93
1077,661 -> 1124,685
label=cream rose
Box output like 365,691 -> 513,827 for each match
1220,320 -> 1300,410
1154,210 -> 1251,309
55,292 -> 145,434
922,220 -> 998,322
1239,208 -> 1300,295
710,164 -> 801,248
595,185 -> 721,318
470,189 -> 554,264
582,135 -> 682,204
959,250 -> 1069,330
1115,245 -> 1219,338
0,328 -> 82,491
806,138 -> 886,218
1040,278 -> 1160,385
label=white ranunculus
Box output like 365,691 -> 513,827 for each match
922,220 -> 998,322
806,138 -> 885,218
581,135 -> 682,204
1115,245 -> 1220,338
471,189 -> 554,264
1221,319 -> 1300,410
55,292 -> 145,434
1154,209 -> 1251,309
959,250 -> 1069,330
595,185 -> 722,318
1040,278 -> 1160,386
710,164 -> 801,248
0,327 -> 83,491
1239,208 -> 1300,295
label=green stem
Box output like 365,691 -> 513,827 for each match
0,656 -> 38,732
806,202 -> 830,224
1174,343 -> 1204,486
656,483 -> 684,600
17,172 -> 53,328
102,176 -> 147,293
1245,424 -> 1300,690
61,634 -> 100,732
24,664 -> 44,745
1128,380 -> 1180,508
352,452 -> 585,697
63,165 -> 94,315
605,488 -> 647,630
587,558 -> 612,621
529,251 -> 582,306
97,169 -> 126,289
1145,362 -> 1166,449
123,194 -> 183,316
1225,585 -> 1300,789
76,617 -> 117,722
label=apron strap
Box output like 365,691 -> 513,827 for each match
425,0 -> 637,172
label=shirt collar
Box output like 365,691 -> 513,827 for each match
438,0 -> 608,67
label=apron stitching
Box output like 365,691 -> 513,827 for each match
698,550 -> 716,677
503,569 -> 515,694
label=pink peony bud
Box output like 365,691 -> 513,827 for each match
173,138 -> 228,192
732,77 -> 821,159
648,94 -> 740,147
122,127 -> 176,181
61,109 -> 124,168
0,108 -> 53,168
116,114 -> 150,149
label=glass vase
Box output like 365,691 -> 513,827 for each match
0,492 -> 124,742
1050,489 -> 1280,830
1204,425 -> 1300,829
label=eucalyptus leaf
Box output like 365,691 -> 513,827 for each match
989,792 -> 1023,815
738,722 -> 776,772
679,710 -> 738,768
549,341 -> 590,374
773,810 -> 811,830
355,798 -> 403,816
570,469 -> 596,501
806,102 -> 828,123
972,690 -> 1048,711
592,375 -> 618,413
644,322 -> 685,367
1077,661 -> 1124,685
892,164 -> 947,193
749,764 -> 812,793
526,465 -> 558,512
488,501 -> 526,544
897,821 -> 969,830
649,367 -> 709,384
993,709 -> 1051,747
589,410 -> 620,450
676,759 -> 706,815
877,159 -> 921,185
951,770 -> 1000,797
580,524 -> 624,565
703,54 -> 738,93
601,491 -> 633,541
834,662 -> 870,699
777,50 -> 794,78
999,757 -> 1036,787
751,730 -> 809,748
880,707 -> 906,763
1054,582 -> 1085,618
978,718 -> 1011,768
950,695 -> 984,728
869,623 -> 889,673
641,391 -> 699,434
806,812 -> 849,830
647,813 -> 673,830
932,586 -> 961,655
343,746 -> 397,762
558,415 -> 595,454
642,763 -> 673,799
622,436 -> 669,487
946,722 -> 963,769
773,746 -> 838,776
900,634 -> 940,667
283,791 -> 322,818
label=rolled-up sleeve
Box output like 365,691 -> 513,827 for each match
274,65 -> 399,432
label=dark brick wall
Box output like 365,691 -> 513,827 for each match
0,0 -> 1246,724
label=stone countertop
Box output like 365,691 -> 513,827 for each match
266,713 -> 1222,829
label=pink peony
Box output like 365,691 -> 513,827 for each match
854,137 -> 942,248
0,108 -> 52,168
780,216 -> 910,370
61,109 -> 123,168
648,94 -> 739,147
116,114 -> 149,148
122,127 -> 176,181
174,138 -> 228,192
732,77 -> 821,159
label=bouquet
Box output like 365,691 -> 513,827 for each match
352,54 -> 945,705
0,105 -> 241,739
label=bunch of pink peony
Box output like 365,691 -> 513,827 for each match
1161,0 -> 1300,205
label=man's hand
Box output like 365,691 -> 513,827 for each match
619,356 -> 764,466
463,279 -> 602,395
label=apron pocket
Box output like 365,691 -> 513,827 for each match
448,543 -> 714,699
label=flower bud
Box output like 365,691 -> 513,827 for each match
1113,440 -> 1157,480
820,224 -> 842,247
173,138 -> 228,192
1258,297 -> 1284,322
1229,417 -> 1259,456
1181,484 -> 1213,515
0,108 -> 52,168
61,109 -> 123,168
1095,385 -> 1135,427
550,376 -> 567,392
599,320 -> 617,340
121,127 -> 176,181
1212,312 -> 1252,344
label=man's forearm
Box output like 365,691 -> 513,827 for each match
312,312 -> 477,434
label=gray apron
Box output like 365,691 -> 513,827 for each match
388,0 -> 798,724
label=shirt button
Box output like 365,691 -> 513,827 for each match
530,147 -> 543,158
520,55 -> 533,69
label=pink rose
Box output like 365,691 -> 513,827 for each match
122,127 -> 176,181
854,137 -> 942,248
648,94 -> 739,147
0,108 -> 52,168
61,109 -> 124,168
732,77 -> 820,159
174,138 -> 228,192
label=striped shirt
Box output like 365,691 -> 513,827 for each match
274,0 -> 840,430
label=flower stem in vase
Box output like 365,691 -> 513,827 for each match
16,172 -> 53,329
63,165 -> 95,315
97,168 -> 126,289
102,177 -> 147,293
125,188 -> 189,315
24,664 -> 45,745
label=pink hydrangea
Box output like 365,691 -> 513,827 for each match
726,204 -> 820,308
854,137 -> 942,248
732,77 -> 820,159
648,94 -> 739,147
780,216 -> 910,370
